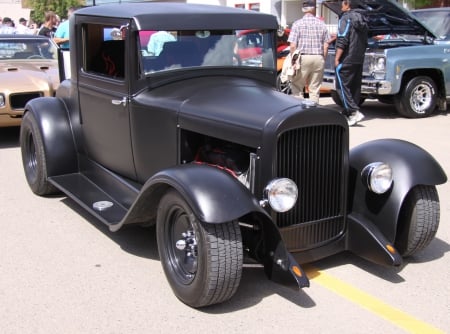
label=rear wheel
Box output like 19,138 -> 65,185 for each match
395,185 -> 440,257
20,112 -> 58,195
394,76 -> 437,118
156,189 -> 243,308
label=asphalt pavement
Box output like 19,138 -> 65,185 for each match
0,96 -> 449,334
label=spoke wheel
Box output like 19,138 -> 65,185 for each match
276,72 -> 292,95
157,189 -> 243,308
394,76 -> 437,118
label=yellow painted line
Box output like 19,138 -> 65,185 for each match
304,265 -> 445,334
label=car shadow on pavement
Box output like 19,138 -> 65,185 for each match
304,235 -> 449,282
0,126 -> 20,148
322,99 -> 449,122
60,195 -> 450,312
61,197 -> 317,311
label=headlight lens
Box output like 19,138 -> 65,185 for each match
361,162 -> 393,194
0,93 -> 5,107
262,178 -> 298,212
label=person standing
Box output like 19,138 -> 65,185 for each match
334,0 -> 369,126
54,7 -> 78,49
38,11 -> 58,38
287,0 -> 330,103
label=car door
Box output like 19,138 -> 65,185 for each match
77,21 -> 136,181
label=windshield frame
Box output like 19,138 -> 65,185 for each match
138,29 -> 276,75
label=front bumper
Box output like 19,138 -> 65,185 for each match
322,74 -> 393,95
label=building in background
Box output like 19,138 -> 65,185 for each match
0,0 -> 31,26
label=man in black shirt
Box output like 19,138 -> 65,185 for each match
334,0 -> 368,126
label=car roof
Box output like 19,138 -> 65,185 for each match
323,0 -> 438,38
75,3 -> 278,31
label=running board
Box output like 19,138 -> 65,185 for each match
49,173 -> 128,227
48,157 -> 140,228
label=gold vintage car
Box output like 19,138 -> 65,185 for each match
0,34 -> 60,127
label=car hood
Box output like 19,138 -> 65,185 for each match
323,0 -> 437,38
0,60 -> 60,91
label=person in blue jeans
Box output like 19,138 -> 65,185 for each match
334,0 -> 368,126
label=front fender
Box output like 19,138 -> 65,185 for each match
25,97 -> 77,177
348,139 -> 447,243
117,163 -> 309,289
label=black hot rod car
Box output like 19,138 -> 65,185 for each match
20,3 -> 446,308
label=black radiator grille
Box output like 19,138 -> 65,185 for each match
10,92 -> 42,109
276,125 -> 346,248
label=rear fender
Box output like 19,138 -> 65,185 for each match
25,97 -> 78,177
348,139 -> 446,244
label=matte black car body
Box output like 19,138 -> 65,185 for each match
20,3 -> 446,307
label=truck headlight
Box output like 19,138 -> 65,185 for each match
0,93 -> 5,107
361,162 -> 393,194
261,178 -> 298,212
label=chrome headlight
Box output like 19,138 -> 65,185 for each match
261,178 -> 298,212
0,93 -> 5,107
369,56 -> 386,79
361,162 -> 393,194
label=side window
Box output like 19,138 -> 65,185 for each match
83,23 -> 127,79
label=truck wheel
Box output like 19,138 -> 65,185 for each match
331,90 -> 365,107
394,76 -> 437,118
395,185 -> 440,257
276,72 -> 292,95
20,112 -> 59,195
156,189 -> 243,308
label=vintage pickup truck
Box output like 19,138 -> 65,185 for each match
322,0 -> 450,118
20,2 -> 446,308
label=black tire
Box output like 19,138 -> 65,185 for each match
156,189 -> 243,308
394,76 -> 437,118
331,90 -> 365,107
276,72 -> 292,95
20,112 -> 59,195
395,185 -> 440,257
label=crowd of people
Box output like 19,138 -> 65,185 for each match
0,7 -> 78,48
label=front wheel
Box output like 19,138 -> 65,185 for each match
156,189 -> 243,308
20,112 -> 58,195
394,76 -> 437,118
276,72 -> 292,95
395,185 -> 440,257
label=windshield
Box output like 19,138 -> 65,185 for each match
139,29 -> 276,74
412,10 -> 450,41
0,39 -> 58,60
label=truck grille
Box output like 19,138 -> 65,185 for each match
276,125 -> 346,250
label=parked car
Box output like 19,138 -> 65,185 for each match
322,0 -> 450,118
0,34 -> 59,127
20,3 -> 446,308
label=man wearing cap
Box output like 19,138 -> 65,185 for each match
287,0 -> 330,103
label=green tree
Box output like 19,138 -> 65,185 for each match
29,0 -> 85,25
403,0 -> 433,9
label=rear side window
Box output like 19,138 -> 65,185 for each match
82,23 -> 127,79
